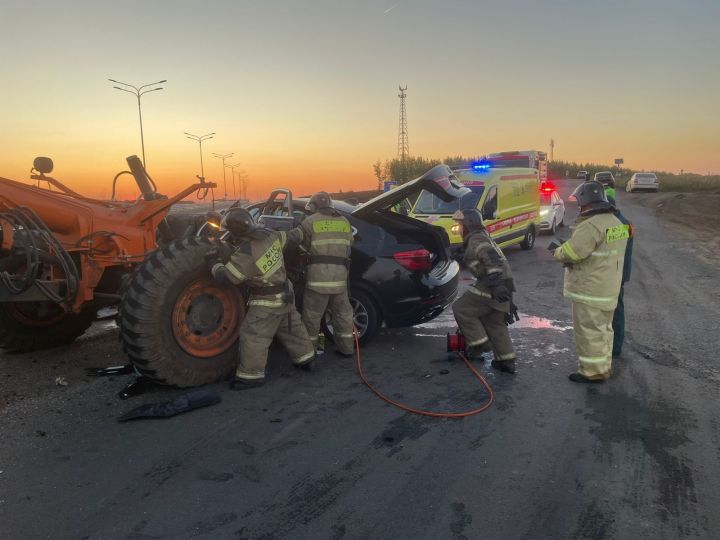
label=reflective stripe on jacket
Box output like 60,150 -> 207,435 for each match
554,212 -> 628,310
299,210 -> 353,294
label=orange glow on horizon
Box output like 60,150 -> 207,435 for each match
1,2 -> 718,198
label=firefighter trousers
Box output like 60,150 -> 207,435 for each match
452,291 -> 516,362
612,285 -> 625,357
302,288 -> 355,355
236,303 -> 315,381
572,301 -> 614,380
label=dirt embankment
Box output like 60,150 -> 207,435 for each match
631,190 -> 720,263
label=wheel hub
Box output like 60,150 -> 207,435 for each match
172,279 -> 244,358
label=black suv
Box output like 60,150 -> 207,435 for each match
232,166 -> 468,344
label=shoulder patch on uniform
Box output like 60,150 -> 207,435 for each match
606,224 -> 630,243
312,219 -> 351,233
255,239 -> 283,275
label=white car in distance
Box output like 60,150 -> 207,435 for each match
626,172 -> 659,192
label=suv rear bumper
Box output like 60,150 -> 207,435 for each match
381,260 -> 460,328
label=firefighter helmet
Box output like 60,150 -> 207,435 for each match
220,207 -> 256,237
452,208 -> 485,235
572,181 -> 611,215
305,191 -> 333,213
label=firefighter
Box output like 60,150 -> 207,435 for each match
451,209 -> 518,374
603,187 -> 634,357
209,207 -> 316,390
551,181 -> 629,383
294,191 -> 355,357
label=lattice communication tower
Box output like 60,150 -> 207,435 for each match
397,85 -> 409,160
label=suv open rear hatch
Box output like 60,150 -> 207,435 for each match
352,165 -> 470,218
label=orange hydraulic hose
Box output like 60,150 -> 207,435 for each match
353,327 -> 494,418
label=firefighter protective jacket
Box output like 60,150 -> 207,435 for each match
298,209 -> 353,295
464,229 -> 514,311
613,207 -> 634,284
554,211 -> 629,310
218,229 -> 295,309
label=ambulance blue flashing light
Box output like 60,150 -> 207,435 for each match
471,160 -> 492,172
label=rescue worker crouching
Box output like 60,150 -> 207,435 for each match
293,191 -> 355,358
451,209 -> 519,374
550,181 -> 629,383
209,208 -> 316,390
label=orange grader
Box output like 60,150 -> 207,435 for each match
0,155 -> 215,351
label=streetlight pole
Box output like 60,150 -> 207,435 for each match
109,78 -> 166,168
212,152 -> 234,199
226,162 -> 243,198
185,132 -> 215,180
237,171 -> 249,200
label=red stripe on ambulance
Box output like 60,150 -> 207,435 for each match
485,211 -> 538,233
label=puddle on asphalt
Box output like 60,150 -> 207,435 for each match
527,343 -> 570,357
511,315 -> 573,331
413,311 -> 571,333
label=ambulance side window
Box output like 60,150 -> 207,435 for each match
482,185 -> 498,220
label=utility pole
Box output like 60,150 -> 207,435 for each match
550,138 -> 555,162
237,171 -> 249,200
184,132 -> 214,180
225,162 -> 243,198
212,152 -> 234,200
109,78 -> 166,168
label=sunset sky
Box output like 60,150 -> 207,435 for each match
1,0 -> 718,200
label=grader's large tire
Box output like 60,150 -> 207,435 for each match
0,302 -> 95,352
119,237 -> 245,387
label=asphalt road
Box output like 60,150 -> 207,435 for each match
1,180 -> 719,540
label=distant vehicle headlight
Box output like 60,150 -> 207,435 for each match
451,224 -> 460,235
540,209 -> 550,216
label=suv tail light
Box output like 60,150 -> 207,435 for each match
393,249 -> 433,272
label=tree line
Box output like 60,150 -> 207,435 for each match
372,156 -> 720,192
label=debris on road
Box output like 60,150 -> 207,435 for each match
118,389 -> 222,422
118,377 -> 151,400
85,365 -> 133,377
54,377 -> 68,387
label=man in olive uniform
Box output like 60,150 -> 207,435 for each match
294,192 -> 355,357
210,208 -> 316,390
451,209 -> 518,374
552,181 -> 629,383
603,186 -> 634,358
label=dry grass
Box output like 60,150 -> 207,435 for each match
651,174 -> 720,192
614,173 -> 720,191
549,161 -> 720,192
